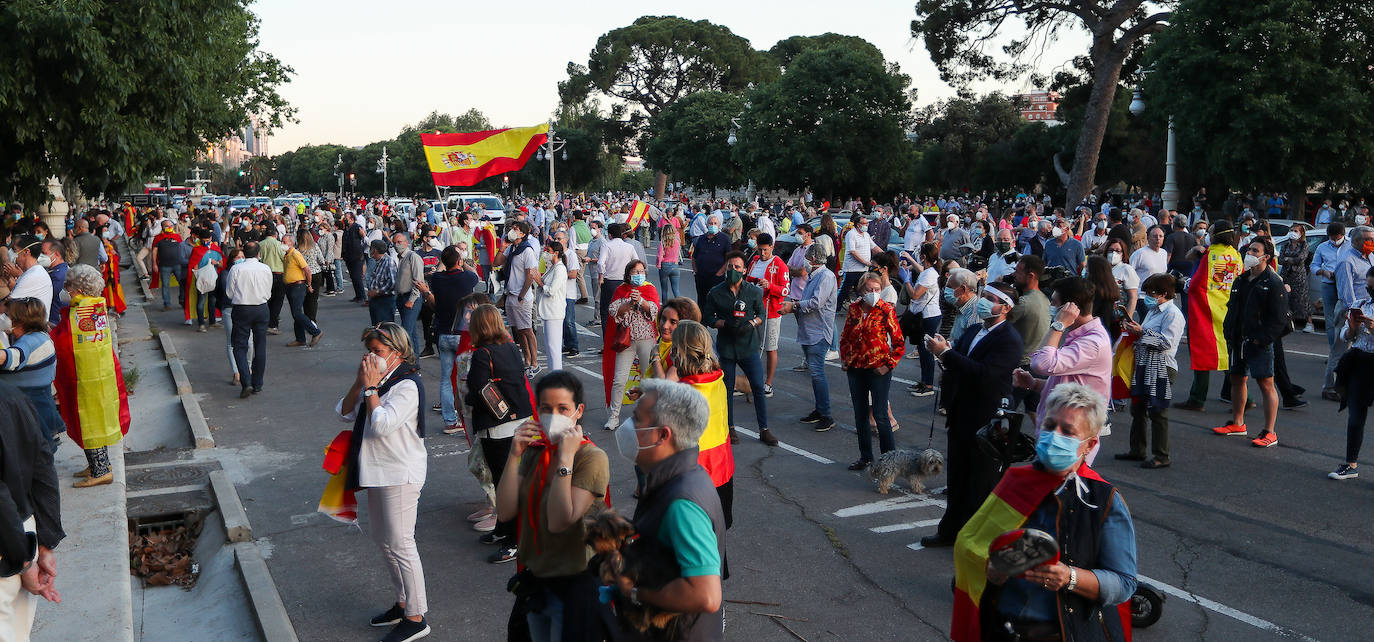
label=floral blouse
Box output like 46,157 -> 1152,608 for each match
609,287 -> 660,342
839,300 -> 905,370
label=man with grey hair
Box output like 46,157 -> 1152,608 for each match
945,267 -> 981,343
781,243 -> 838,432
615,379 -> 726,641
1324,225 -> 1374,399
692,213 -> 731,300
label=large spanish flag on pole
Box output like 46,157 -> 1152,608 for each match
1185,243 -> 1242,372
421,123 -> 549,187
625,200 -> 661,232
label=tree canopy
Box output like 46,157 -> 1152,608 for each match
768,33 -> 884,68
733,44 -> 912,198
1143,0 -> 1374,198
0,0 -> 294,203
642,91 -> 746,192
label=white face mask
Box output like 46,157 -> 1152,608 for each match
862,291 -> 881,307
1053,227 -> 1066,238
1243,254 -> 1261,270
539,412 -> 574,443
1358,215 -> 1369,225
946,221 -> 957,230
1287,231 -> 1300,241
614,417 -> 661,462
1107,251 -> 1122,266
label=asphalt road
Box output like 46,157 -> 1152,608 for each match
155,256 -> 1374,642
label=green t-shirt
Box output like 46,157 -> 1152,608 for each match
515,443 -> 610,578
657,499 -> 720,578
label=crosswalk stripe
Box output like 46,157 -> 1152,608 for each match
734,427 -> 834,464
870,518 -> 941,533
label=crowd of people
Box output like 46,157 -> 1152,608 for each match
2,185 -> 1373,641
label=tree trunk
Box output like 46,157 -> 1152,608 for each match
1288,182 -> 1308,223
1066,48 -> 1128,210
654,170 -> 668,199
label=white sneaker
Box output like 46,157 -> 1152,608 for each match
825,350 -> 840,361
1303,323 -> 1316,334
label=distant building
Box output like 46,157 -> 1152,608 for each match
623,156 -> 645,172
206,116 -> 269,170
1016,90 -> 1061,123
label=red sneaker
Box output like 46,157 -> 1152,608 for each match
1212,422 -> 1247,436
1251,432 -> 1278,448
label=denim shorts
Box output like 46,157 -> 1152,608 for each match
1228,341 -> 1275,379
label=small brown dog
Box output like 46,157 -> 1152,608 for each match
584,510 -> 683,634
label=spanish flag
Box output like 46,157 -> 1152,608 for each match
53,296 -> 130,449
1110,333 -> 1136,401
679,370 -> 735,487
421,123 -> 549,187
1185,243 -> 1243,372
318,431 -> 358,524
626,200 -> 661,232
951,464 -> 1131,641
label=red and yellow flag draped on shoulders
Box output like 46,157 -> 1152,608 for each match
1186,243 -> 1243,371
52,295 -> 130,449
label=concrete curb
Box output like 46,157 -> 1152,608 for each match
159,331 -> 178,357
180,394 -> 216,449
208,470 -> 252,544
233,542 -> 299,642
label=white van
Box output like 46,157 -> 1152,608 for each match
446,193 -> 506,228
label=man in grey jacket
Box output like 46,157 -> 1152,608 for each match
391,231 -> 425,352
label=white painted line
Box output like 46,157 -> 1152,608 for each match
734,427 -> 834,464
834,495 -> 936,518
871,518 -> 941,533
906,543 -> 926,552
1137,574 -> 1318,642
569,365 -> 602,380
823,360 -> 917,386
1287,349 -> 1325,358
575,323 -> 598,338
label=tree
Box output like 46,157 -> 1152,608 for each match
768,33 -> 884,68
1143,0 -> 1374,217
912,0 -> 1171,208
563,16 -> 775,196
911,93 -> 1026,190
0,0 -> 294,203
733,45 -> 912,199
643,91 -> 745,194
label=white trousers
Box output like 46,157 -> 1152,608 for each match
367,484 -> 427,616
543,318 -> 564,371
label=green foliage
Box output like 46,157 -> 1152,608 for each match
768,34 -> 884,68
611,170 -> 654,194
733,45 -> 912,198
1144,0 -> 1374,192
0,0 -> 295,203
912,94 -> 1026,189
643,91 -> 745,191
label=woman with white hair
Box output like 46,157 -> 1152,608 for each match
951,382 -> 1137,642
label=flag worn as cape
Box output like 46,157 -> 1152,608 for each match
1111,333 -> 1136,401
679,370 -> 734,487
601,282 -> 660,405
1185,243 -> 1242,371
102,239 -> 127,315
183,242 -> 222,323
53,296 -> 130,449
951,464 -> 1132,641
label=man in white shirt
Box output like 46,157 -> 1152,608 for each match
986,228 -> 1019,283
756,208 -> 776,241
838,213 -> 874,306
1130,226 -> 1169,285
902,205 -> 932,252
3,235 -> 53,323
226,241 -> 273,398
1080,211 -> 1111,252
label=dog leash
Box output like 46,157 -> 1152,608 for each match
926,362 -> 942,450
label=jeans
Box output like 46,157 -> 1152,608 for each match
1325,302 -> 1350,392
848,367 -> 895,462
396,294 -> 422,352
231,303 -> 269,390
658,261 -> 681,302
481,436 -> 517,541
304,274 -> 323,321
195,288 -> 214,327
333,258 -> 346,292
598,279 -> 621,329
1321,280 -> 1339,349
267,273 -> 286,329
286,282 -> 320,343
720,353 -> 768,430
802,343 -> 831,417
222,305 -> 245,377
437,335 -> 461,424
913,315 -> 941,386
19,385 -> 65,440
837,271 -> 864,307
525,590 -> 564,642
159,265 -> 184,306
347,259 -> 366,300
562,299 -> 580,351
369,294 -> 397,326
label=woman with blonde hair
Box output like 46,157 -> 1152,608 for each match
656,225 -> 682,301
669,320 -> 736,529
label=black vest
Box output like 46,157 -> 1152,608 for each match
1049,475 -> 1127,642
628,448 -> 727,642
345,365 -> 425,490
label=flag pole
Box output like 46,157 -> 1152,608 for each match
547,119 -> 556,206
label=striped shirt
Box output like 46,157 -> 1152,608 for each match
369,254 -> 398,295
0,331 -> 57,389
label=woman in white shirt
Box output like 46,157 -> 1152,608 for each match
537,240 -> 569,371
1104,237 -> 1139,321
335,322 -> 430,641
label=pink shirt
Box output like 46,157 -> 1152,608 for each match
1029,317 -> 1113,431
656,238 -> 681,265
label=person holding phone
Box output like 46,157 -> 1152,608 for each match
1328,266 -> 1374,480
496,371 -> 611,641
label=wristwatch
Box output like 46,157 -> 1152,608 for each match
629,586 -> 642,606
557,466 -> 572,477
363,387 -> 378,398
1050,320 -> 1067,332
1065,566 -> 1078,592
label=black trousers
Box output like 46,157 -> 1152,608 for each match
267,273 -> 286,329
935,426 -> 1002,541
598,279 -> 621,330
481,436 -> 517,541
346,258 -> 366,300
231,303 -> 268,390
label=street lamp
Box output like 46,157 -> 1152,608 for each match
726,117 -> 740,147
538,119 -> 568,204
1129,88 -> 1180,211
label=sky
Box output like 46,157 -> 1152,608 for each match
253,0 -> 1088,153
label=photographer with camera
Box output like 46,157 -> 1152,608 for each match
986,228 -> 1020,283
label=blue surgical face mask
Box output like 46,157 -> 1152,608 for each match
747,239 -> 757,249
630,274 -> 646,286
1143,295 -> 1160,310
708,224 -> 720,235
942,286 -> 957,304
975,298 -> 996,320
1036,429 -> 1084,471
233,258 -> 245,265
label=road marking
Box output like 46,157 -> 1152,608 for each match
575,323 -> 598,338
1286,349 -> 1325,358
1137,574 -> 1318,642
569,365 -> 602,380
906,543 -> 926,552
824,360 -> 917,386
871,518 -> 941,533
734,427 -> 834,464
833,495 -> 939,518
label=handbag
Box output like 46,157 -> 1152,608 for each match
477,350 -> 513,420
611,321 -> 632,352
